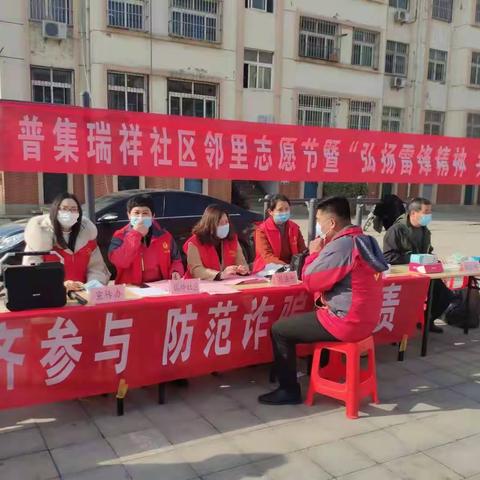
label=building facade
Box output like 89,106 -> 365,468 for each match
1,0 -> 480,213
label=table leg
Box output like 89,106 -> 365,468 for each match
116,397 -> 124,416
421,281 -> 434,357
158,383 -> 166,404
464,276 -> 473,335
397,335 -> 408,362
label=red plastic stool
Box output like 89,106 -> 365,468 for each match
305,336 -> 379,419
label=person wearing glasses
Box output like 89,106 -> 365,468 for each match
23,192 -> 110,291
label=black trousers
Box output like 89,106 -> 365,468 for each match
271,312 -> 339,391
430,279 -> 455,321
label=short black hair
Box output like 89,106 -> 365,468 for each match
127,194 -> 154,213
317,196 -> 351,222
407,197 -> 431,214
266,194 -> 291,216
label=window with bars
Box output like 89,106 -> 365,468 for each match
471,52 -> 480,86
169,0 -> 221,43
299,16 -> 339,62
476,0 -> 480,24
427,49 -> 447,82
385,40 -> 409,76
245,0 -> 273,12
424,110 -> 445,135
352,29 -> 378,68
167,79 -> 217,118
382,106 -> 403,133
297,94 -> 336,127
389,0 -> 409,10
243,50 -> 273,89
108,0 -> 145,30
348,100 -> 375,130
467,113 -> 480,137
31,67 -> 73,104
107,72 -> 148,112
432,0 -> 453,22
30,0 -> 72,25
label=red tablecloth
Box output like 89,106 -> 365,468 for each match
0,276 -> 429,410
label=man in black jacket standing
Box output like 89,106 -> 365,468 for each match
383,197 -> 452,333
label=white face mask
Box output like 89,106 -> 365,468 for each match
216,224 -> 230,239
57,211 -> 79,229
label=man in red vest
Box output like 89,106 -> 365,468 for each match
109,194 -> 184,285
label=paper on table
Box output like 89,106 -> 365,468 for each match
221,275 -> 269,286
127,286 -> 169,297
199,282 -> 239,295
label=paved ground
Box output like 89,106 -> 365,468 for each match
1,325 -> 480,480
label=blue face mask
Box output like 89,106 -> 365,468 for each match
273,212 -> 290,225
419,214 -> 432,227
216,224 -> 230,239
130,216 -> 153,229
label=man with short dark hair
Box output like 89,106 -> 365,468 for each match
258,197 -> 388,405
383,197 -> 451,333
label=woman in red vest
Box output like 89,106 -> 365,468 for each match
184,204 -> 249,280
253,194 -> 307,273
23,192 -> 110,291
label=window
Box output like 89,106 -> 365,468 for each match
107,72 -> 147,112
299,16 -> 339,62
424,110 -> 445,135
168,79 -> 217,118
385,41 -> 409,76
30,0 -> 72,24
108,0 -> 145,30
471,52 -> 480,86
243,50 -> 273,89
382,106 -> 403,132
467,113 -> 480,137
245,0 -> 273,12
348,101 -> 375,130
170,0 -> 221,43
476,0 -> 480,24
389,0 -> 409,10
427,49 -> 447,82
352,29 -> 378,68
297,94 -> 336,127
432,0 -> 452,22
31,67 -> 73,104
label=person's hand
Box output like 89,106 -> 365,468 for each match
309,237 -> 325,255
236,264 -> 250,276
64,280 -> 84,292
221,265 -> 238,279
133,219 -> 149,237
171,272 -> 182,280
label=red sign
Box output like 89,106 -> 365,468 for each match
1,100 -> 480,184
0,278 -> 428,410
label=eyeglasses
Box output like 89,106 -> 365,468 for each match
59,206 -> 79,213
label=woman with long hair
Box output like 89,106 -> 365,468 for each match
23,192 -> 110,291
252,194 -> 306,272
184,204 -> 249,280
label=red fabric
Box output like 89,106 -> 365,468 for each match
183,234 -> 239,278
109,222 -> 184,285
0,278 -> 428,410
2,100 -> 480,184
253,218 -> 302,272
43,240 -> 97,283
303,226 -> 384,342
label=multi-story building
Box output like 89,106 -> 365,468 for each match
1,0 -> 480,214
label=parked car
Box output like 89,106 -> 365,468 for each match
0,190 -> 263,273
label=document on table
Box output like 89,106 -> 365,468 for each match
221,275 -> 269,286
127,286 -> 170,298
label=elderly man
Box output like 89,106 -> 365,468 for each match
259,197 -> 388,405
383,197 -> 452,333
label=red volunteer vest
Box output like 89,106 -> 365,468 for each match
183,234 -> 239,278
253,217 -> 301,272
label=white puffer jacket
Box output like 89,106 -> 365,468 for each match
23,214 -> 110,285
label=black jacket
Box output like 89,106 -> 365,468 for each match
383,214 -> 432,265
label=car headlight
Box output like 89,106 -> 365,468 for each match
0,233 -> 25,252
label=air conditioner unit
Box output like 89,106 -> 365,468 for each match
391,76 -> 407,89
394,10 -> 411,23
42,20 -> 67,40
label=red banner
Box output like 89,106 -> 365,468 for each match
1,100 -> 479,184
0,279 -> 428,410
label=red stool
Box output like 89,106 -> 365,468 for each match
305,336 -> 379,419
